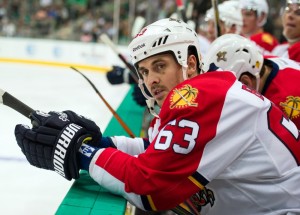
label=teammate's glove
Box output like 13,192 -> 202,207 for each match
132,84 -> 147,107
14,110 -> 102,181
106,65 -> 136,85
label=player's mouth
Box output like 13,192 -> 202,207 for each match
152,88 -> 165,101
286,22 -> 296,28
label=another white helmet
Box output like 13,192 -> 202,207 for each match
220,1 -> 243,31
206,1 -> 243,28
239,0 -> 269,26
287,0 -> 300,3
128,18 -> 202,116
204,8 -> 214,22
203,34 -> 263,91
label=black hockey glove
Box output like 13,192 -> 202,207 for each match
106,65 -> 136,85
15,110 -> 102,181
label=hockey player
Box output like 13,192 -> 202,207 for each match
203,33 -> 300,130
239,0 -> 279,53
204,0 -> 243,42
272,0 -> 300,62
14,19 -> 300,215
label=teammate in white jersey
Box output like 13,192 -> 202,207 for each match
14,18 -> 300,215
272,0 -> 300,62
203,33 -> 300,130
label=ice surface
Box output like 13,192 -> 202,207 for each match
0,63 -> 129,215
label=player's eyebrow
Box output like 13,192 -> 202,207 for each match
137,55 -> 169,74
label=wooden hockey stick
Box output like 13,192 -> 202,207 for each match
99,33 -> 138,83
0,88 -> 33,118
71,66 -> 135,138
211,0 -> 221,37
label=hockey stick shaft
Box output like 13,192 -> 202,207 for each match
71,67 -> 135,138
0,88 -> 33,118
99,34 -> 138,83
211,0 -> 221,37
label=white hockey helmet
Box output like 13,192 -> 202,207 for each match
286,0 -> 300,4
129,18 -> 201,72
204,8 -> 214,22
220,1 -> 243,31
206,1 -> 243,26
204,1 -> 242,34
239,0 -> 269,26
203,34 -> 263,91
128,18 -> 202,117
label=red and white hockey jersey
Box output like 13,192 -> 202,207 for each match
272,41 -> 300,62
249,32 -> 279,54
87,72 -> 300,214
262,56 -> 300,130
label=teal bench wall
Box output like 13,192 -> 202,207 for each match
56,85 -> 145,215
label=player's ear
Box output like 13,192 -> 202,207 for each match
240,74 -> 256,89
186,55 -> 197,78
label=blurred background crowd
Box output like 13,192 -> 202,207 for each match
0,0 -> 286,45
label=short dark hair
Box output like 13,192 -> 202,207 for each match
188,45 -> 201,74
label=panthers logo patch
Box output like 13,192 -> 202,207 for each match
216,51 -> 227,62
262,33 -> 275,45
170,84 -> 198,109
280,96 -> 300,119
177,187 -> 215,214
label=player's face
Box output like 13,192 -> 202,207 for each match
206,20 -> 226,42
137,54 -> 183,107
206,20 -> 217,42
241,9 -> 259,35
282,3 -> 300,41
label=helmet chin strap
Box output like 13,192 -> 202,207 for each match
255,75 -> 260,92
138,79 -> 160,118
182,60 -> 188,80
137,61 -> 188,118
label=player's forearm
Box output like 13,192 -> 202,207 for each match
83,147 -> 201,211
111,136 -> 147,155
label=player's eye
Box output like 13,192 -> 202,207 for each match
154,63 -> 166,72
139,69 -> 148,76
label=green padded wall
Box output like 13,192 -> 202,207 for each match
56,85 -> 145,215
